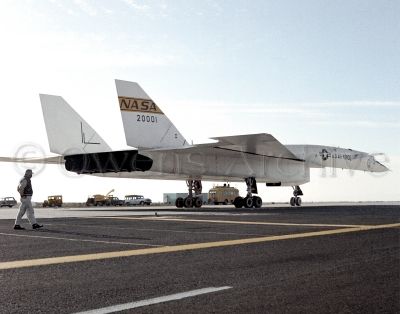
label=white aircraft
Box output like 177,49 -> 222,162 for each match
1,80 -> 388,208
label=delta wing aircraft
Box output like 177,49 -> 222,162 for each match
1,80 -> 388,208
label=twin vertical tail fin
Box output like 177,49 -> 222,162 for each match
116,79 -> 189,150
40,80 -> 188,155
40,94 -> 111,155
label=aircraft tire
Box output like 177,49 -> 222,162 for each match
194,197 -> 203,208
253,196 -> 262,208
175,197 -> 184,208
233,196 -> 243,208
290,197 -> 296,206
244,196 -> 253,208
295,197 -> 302,206
184,197 -> 193,208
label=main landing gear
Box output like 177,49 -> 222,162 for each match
290,185 -> 303,206
175,180 -> 203,208
233,177 -> 262,209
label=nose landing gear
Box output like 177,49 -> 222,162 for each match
290,185 -> 303,206
233,177 -> 263,209
175,180 -> 203,208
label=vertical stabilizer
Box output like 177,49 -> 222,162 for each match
116,79 -> 189,150
40,94 -> 111,155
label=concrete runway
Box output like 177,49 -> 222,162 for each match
0,204 -> 399,313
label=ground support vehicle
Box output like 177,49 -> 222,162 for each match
86,194 -> 109,206
86,189 -> 116,206
42,195 -> 63,207
86,195 -> 125,206
208,184 -> 239,205
0,197 -> 17,208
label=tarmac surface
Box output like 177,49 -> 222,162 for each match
0,203 -> 399,313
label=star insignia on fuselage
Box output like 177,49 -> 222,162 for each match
319,149 -> 330,161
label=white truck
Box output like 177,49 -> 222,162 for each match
124,195 -> 152,206
0,197 -> 17,208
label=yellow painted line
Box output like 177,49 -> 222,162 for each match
0,223 -> 398,271
97,216 -> 370,228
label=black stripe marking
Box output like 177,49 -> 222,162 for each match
214,147 -> 305,162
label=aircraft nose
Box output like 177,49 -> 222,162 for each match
376,161 -> 389,172
368,156 -> 389,172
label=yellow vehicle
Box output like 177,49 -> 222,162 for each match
42,195 -> 63,207
86,189 -> 115,206
208,184 -> 239,205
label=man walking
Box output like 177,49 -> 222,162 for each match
14,169 -> 43,230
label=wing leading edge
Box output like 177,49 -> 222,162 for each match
205,133 -> 304,162
0,156 -> 63,164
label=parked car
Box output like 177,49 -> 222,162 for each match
42,195 -> 63,207
124,195 -> 152,206
0,197 -> 17,208
108,196 -> 125,206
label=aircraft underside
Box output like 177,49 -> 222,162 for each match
85,148 -> 311,208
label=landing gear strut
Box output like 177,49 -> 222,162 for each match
290,185 -> 303,206
175,180 -> 203,208
233,177 -> 262,209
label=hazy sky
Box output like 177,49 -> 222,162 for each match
0,0 -> 398,203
